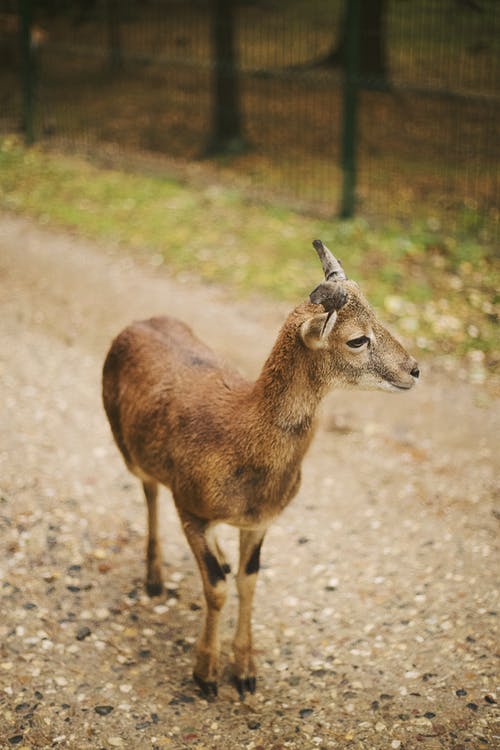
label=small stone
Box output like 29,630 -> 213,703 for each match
456,688 -> 467,696
76,626 -> 91,641
247,720 -> 261,730
8,738 -> 24,746
484,694 -> 496,704
412,717 -> 433,727
424,711 -> 436,719
95,705 -> 114,716
299,708 -> 313,718
391,742 -> 402,750
466,702 -> 478,711
107,737 -> 123,747
153,605 -> 168,615
375,721 -> 386,732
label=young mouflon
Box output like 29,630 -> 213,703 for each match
102,239 -> 419,699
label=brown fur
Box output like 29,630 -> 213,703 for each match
102,274 -> 418,698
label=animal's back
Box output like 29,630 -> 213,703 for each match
102,315 -> 247,487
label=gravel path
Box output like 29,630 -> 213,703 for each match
0,215 -> 498,750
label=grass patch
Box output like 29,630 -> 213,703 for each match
0,137 -> 498,377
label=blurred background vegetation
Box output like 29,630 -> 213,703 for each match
0,0 -> 498,380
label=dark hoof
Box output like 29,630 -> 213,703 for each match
193,672 -> 218,700
145,581 -> 163,597
233,675 -> 256,699
222,563 -> 231,575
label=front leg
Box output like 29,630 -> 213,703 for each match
233,527 -> 267,698
178,509 -> 228,699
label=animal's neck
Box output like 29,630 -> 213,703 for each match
251,309 -> 325,435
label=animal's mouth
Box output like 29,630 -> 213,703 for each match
388,380 -> 414,391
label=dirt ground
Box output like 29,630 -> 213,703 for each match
0,214 -> 498,750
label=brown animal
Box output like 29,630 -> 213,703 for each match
102,240 -> 419,699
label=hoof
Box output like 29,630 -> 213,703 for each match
233,675 -> 256,699
193,672 -> 218,700
145,581 -> 163,597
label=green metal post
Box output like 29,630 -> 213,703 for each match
339,0 -> 361,219
20,0 -> 35,144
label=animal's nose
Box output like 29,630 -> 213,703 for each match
411,365 -> 420,379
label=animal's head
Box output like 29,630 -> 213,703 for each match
300,240 -> 419,392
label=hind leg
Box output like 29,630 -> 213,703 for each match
143,480 -> 163,596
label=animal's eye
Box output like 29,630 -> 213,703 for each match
347,335 -> 370,348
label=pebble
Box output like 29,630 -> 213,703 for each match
107,737 -> 123,747
76,626 -> 91,641
412,717 -> 433,727
95,705 -> 114,716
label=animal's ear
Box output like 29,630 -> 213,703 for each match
300,311 -> 338,350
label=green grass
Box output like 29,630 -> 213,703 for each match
0,137 -> 498,377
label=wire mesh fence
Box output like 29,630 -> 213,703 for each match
1,0 -> 499,234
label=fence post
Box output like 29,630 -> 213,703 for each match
106,0 -> 123,71
339,0 -> 361,219
204,0 -> 246,156
20,0 -> 35,144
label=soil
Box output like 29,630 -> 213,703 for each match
0,214 -> 498,749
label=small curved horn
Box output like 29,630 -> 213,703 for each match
312,239 -> 347,281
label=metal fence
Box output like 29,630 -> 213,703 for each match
1,0 -> 499,232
